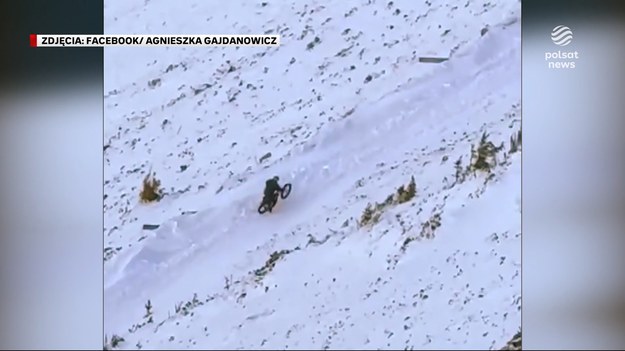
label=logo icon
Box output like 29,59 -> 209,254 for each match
551,25 -> 573,46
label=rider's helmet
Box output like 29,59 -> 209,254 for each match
273,175 -> 280,182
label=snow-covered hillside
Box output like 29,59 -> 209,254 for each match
103,0 -> 521,349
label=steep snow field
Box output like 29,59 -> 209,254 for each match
103,0 -> 521,349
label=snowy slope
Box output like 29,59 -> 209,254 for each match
103,0 -> 521,349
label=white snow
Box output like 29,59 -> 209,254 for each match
104,0 -> 521,349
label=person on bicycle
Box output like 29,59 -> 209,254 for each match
263,176 -> 282,211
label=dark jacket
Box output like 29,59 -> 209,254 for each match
264,178 -> 281,198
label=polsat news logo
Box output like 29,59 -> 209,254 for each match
544,25 -> 578,69
29,34 -> 281,47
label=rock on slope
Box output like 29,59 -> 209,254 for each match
104,0 -> 521,349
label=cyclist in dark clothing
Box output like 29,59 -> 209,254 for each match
262,176 -> 282,211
